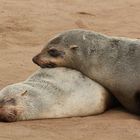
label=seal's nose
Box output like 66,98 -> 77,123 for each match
32,55 -> 40,66
0,108 -> 17,122
32,54 -> 48,68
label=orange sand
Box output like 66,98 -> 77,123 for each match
0,0 -> 140,139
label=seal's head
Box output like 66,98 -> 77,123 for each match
32,30 -> 86,69
0,89 -> 28,122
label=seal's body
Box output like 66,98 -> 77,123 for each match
33,29 -> 140,114
0,68 -> 111,122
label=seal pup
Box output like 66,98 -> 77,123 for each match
0,68 -> 112,122
32,29 -> 140,114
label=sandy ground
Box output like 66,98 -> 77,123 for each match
0,0 -> 140,139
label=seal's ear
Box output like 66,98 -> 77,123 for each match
21,90 -> 28,96
69,45 -> 78,50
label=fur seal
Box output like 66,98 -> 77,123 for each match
33,29 -> 140,114
0,68 -> 112,122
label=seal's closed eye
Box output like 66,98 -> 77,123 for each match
48,49 -> 65,57
6,98 -> 16,105
0,98 -> 16,106
48,49 -> 60,57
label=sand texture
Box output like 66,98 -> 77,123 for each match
0,0 -> 140,139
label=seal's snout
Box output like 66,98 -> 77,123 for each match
33,54 -> 57,68
32,55 -> 41,66
32,54 -> 46,68
0,108 -> 17,122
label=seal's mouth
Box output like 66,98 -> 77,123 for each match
40,63 -> 57,68
32,56 -> 57,68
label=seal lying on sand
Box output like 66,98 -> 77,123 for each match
0,68 -> 112,122
33,29 -> 140,114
